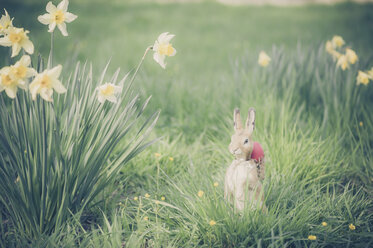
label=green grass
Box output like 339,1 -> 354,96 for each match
1,0 -> 373,247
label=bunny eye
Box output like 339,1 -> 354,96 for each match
244,139 -> 249,144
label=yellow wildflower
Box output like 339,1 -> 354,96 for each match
38,0 -> 77,36
152,32 -> 176,69
161,196 -> 165,201
359,122 -> 363,127
144,216 -> 148,221
322,222 -> 327,227
29,64 -> 66,102
0,27 -> 34,57
258,51 -> 271,67
96,83 -> 122,103
209,220 -> 216,226
169,157 -> 174,161
145,193 -> 150,198
155,200 -> 160,205
0,9 -> 13,35
197,190 -> 204,198
308,235 -> 317,240
349,223 -> 356,230
345,48 -> 358,64
336,55 -> 349,71
356,71 -> 370,85
331,35 -> 345,48
213,182 -> 219,187
133,196 -> 138,201
154,152 -> 161,157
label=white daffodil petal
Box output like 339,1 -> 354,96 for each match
38,13 -> 52,25
22,39 -> 34,55
106,95 -> 117,103
153,53 -> 166,69
157,32 -> 169,43
163,34 -> 175,44
48,65 -> 62,78
114,86 -> 122,93
5,86 -> 17,99
26,68 -> 37,77
46,1 -> 57,13
57,23 -> 68,36
64,12 -> 77,23
0,85 -> 4,92
48,22 -> 56,32
0,37 -> 11,46
97,94 -> 105,103
29,82 -> 40,100
20,55 -> 31,66
57,0 -> 69,12
11,43 -> 21,57
52,79 -> 67,93
40,88 -> 53,102
18,80 -> 28,90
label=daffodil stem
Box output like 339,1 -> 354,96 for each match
48,32 -> 54,69
128,46 -> 152,87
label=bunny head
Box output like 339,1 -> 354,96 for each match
229,108 -> 255,160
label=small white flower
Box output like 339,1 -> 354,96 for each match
0,9 -> 13,35
0,27 -> 34,57
96,83 -> 122,103
29,65 -> 66,102
258,51 -> 271,67
38,0 -> 77,36
152,32 -> 176,69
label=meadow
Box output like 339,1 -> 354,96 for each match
1,0 -> 373,247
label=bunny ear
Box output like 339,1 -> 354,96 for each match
246,107 -> 255,135
234,108 -> 243,130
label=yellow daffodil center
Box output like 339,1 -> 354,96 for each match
13,65 -> 27,79
40,75 -> 52,88
158,43 -> 175,56
9,32 -> 23,44
101,85 -> 114,96
53,10 -> 65,24
1,74 -> 15,86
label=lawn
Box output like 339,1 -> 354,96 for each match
1,0 -> 373,247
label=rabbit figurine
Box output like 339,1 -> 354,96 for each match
224,108 -> 266,212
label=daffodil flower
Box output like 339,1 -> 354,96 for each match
152,32 -> 176,69
38,0 -> 77,36
336,55 -> 349,71
368,68 -> 373,78
29,65 -> 66,102
345,48 -> 358,64
96,83 -> 122,103
331,35 -> 345,48
0,9 -> 13,35
325,41 -> 334,54
0,27 -> 34,57
11,55 -> 37,85
258,51 -> 271,67
0,66 -> 26,98
356,71 -> 370,85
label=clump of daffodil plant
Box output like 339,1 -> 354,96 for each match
0,0 -> 175,239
